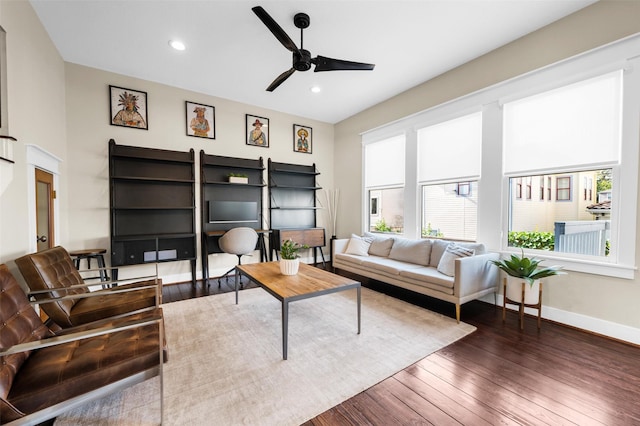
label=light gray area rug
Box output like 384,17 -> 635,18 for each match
56,287 -> 475,426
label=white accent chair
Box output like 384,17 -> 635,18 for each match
217,227 -> 259,288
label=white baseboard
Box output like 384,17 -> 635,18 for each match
480,294 -> 640,346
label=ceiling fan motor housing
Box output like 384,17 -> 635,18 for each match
294,49 -> 312,71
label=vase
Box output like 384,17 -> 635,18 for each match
280,258 -> 299,275
229,176 -> 248,184
505,276 -> 541,305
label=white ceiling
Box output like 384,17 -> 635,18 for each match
30,0 -> 596,124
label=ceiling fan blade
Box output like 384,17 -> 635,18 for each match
252,6 -> 299,53
312,56 -> 375,72
266,68 -> 296,92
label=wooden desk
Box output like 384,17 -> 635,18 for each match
270,228 -> 326,266
201,229 -> 270,285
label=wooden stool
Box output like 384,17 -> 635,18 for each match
68,248 -> 109,282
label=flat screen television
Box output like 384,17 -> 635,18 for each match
208,200 -> 258,224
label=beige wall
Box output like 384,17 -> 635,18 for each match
334,1 -> 640,336
0,1 -> 334,282
64,63 -> 334,281
0,0 -> 67,263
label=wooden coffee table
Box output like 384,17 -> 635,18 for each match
235,261 -> 361,360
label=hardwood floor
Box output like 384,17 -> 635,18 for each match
163,269 -> 640,426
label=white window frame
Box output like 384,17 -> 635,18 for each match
361,34 -> 640,278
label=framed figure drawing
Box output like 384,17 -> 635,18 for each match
110,85 -> 148,130
293,124 -> 312,154
246,114 -> 269,147
186,101 -> 215,139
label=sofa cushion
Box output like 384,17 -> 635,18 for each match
388,238 -> 431,266
335,252 -> 367,266
398,267 -> 455,290
437,244 -> 475,277
359,257 -> 424,276
363,232 -> 395,257
344,234 -> 373,256
429,239 -> 451,267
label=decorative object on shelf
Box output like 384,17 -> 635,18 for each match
318,188 -> 339,238
227,173 -> 249,184
109,85 -> 148,130
186,101 -> 215,139
279,238 -> 308,275
293,124 -> 312,154
246,114 -> 269,147
491,249 -> 564,304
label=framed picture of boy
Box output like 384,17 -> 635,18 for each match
293,124 -> 312,154
186,101 -> 215,139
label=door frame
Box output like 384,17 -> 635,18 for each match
26,144 -> 61,253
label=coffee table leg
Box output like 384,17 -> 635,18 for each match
357,286 -> 361,334
282,300 -> 288,360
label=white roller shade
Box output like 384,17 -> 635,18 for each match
417,112 -> 482,183
503,70 -> 622,175
364,135 -> 405,187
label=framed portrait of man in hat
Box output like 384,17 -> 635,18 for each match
186,101 -> 215,139
246,114 -> 269,147
293,124 -> 312,154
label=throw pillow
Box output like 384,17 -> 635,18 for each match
345,234 -> 373,256
388,238 -> 431,266
364,232 -> 394,257
429,239 -> 451,267
437,244 -> 475,277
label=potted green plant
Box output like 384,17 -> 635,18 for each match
228,173 -> 249,184
279,238 -> 308,275
491,250 -> 565,304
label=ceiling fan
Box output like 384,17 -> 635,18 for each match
252,6 -> 375,92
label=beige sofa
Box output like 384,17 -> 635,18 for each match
332,234 -> 499,322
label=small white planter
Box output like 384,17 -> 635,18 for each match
505,276 -> 541,305
279,258 -> 299,275
229,176 -> 248,184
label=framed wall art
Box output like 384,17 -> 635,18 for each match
109,85 -> 148,130
246,114 -> 269,147
186,101 -> 215,139
293,124 -> 312,154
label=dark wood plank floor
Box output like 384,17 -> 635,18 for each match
163,268 -> 640,426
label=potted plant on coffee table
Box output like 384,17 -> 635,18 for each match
491,250 -> 565,304
279,238 -> 309,275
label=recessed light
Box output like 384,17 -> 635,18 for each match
169,40 -> 186,51
310,86 -> 321,93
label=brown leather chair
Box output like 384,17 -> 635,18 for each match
0,263 -> 164,425
15,246 -> 159,329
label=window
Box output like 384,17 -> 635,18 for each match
417,112 -> 482,241
364,135 -> 405,234
525,177 -> 532,200
504,70 -> 621,259
556,176 -> 571,201
361,36 -> 640,278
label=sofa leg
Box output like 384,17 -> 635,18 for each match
455,304 -> 460,323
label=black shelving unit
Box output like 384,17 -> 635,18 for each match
200,152 -> 266,284
268,159 -> 325,264
109,139 -> 197,285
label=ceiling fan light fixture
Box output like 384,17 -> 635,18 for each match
169,40 -> 186,51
